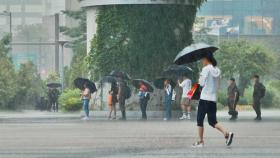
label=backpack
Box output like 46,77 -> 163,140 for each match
124,85 -> 131,99
260,83 -> 266,98
235,86 -> 240,102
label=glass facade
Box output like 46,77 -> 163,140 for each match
197,0 -> 280,35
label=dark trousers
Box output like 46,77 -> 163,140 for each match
228,99 -> 238,117
253,98 -> 261,117
197,99 -> 218,128
140,98 -> 148,119
119,98 -> 126,119
50,100 -> 58,112
164,95 -> 172,120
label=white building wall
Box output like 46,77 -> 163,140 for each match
86,7 -> 98,53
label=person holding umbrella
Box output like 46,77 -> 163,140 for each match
178,73 -> 192,120
174,43 -> 234,147
81,83 -> 91,120
117,78 -> 127,120
193,52 -> 233,147
163,79 -> 173,121
46,83 -> 61,112
133,79 -> 153,120
47,88 -> 60,112
74,77 -> 97,120
108,81 -> 118,120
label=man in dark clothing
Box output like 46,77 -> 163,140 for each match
252,75 -> 266,121
48,88 -> 60,112
227,78 -> 239,120
118,79 -> 127,120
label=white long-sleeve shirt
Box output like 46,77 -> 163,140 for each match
199,64 -> 221,102
165,84 -> 172,96
178,78 -> 192,98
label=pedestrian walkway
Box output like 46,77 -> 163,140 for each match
0,110 -> 280,122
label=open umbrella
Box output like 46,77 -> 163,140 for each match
74,77 -> 97,93
174,43 -> 218,65
153,78 -> 176,90
46,82 -> 61,88
110,70 -> 131,80
163,65 -> 193,77
101,75 -> 117,83
132,79 -> 154,92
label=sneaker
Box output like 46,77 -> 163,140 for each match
229,116 -> 237,121
179,114 -> 187,120
225,132 -> 234,146
254,116 -> 262,121
187,114 -> 191,120
82,117 -> 89,121
191,141 -> 204,148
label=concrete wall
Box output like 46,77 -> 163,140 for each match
86,7 -> 98,53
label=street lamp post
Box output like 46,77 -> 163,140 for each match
58,40 -> 69,91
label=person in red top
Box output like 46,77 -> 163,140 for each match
138,82 -> 149,120
139,82 -> 148,92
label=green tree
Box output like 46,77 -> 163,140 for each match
216,40 -> 273,95
14,61 -> 46,109
0,35 -> 18,109
60,9 -> 88,88
88,2 -> 206,81
0,58 -> 18,109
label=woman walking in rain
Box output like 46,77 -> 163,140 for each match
163,79 -> 173,121
192,52 -> 234,148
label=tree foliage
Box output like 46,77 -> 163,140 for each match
61,9 -> 88,88
13,61 -> 46,109
216,40 -> 273,95
0,35 -> 17,109
88,3 -> 205,81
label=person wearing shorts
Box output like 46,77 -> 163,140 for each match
178,74 -> 192,120
192,52 -> 234,148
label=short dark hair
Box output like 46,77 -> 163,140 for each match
253,75 -> 260,79
230,78 -> 235,82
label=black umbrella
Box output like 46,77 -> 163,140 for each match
74,78 -> 97,93
46,82 -> 61,88
110,70 -> 131,80
101,75 -> 117,83
153,78 -> 176,90
132,79 -> 154,92
163,65 -> 193,77
174,43 -> 218,65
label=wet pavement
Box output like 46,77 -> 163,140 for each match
0,116 -> 279,158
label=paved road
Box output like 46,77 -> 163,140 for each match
0,119 -> 280,158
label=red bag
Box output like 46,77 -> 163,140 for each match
187,83 -> 201,100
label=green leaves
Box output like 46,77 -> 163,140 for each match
216,40 -> 273,95
89,4 -> 204,80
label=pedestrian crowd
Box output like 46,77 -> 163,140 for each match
47,43 -> 267,148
